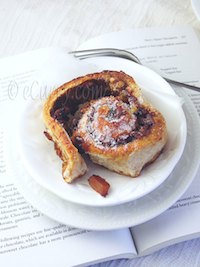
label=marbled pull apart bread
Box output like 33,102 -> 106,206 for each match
42,71 -> 167,183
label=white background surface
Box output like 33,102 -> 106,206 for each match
1,1 -> 200,266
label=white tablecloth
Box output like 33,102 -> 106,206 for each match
2,1 -> 200,266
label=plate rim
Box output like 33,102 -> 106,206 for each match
9,89 -> 200,230
16,57 -> 187,207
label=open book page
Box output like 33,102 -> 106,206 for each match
131,170 -> 200,255
128,28 -> 200,255
128,26 -> 200,86
78,25 -> 200,87
0,48 -> 136,266
131,157 -> 200,255
78,25 -> 200,256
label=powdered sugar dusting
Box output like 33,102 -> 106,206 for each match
84,96 -> 137,148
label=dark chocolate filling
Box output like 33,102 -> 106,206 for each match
50,79 -> 112,134
51,79 -> 111,116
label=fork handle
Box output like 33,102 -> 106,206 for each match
164,77 -> 200,93
69,50 -> 200,92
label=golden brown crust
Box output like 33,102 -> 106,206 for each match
42,70 -> 167,182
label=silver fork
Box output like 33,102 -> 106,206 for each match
69,48 -> 200,93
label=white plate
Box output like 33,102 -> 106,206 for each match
191,0 -> 200,21
17,57 -> 187,207
10,90 -> 200,230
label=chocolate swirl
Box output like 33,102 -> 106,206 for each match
50,76 -> 154,153
71,96 -> 154,152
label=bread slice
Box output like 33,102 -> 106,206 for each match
43,70 -> 167,182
